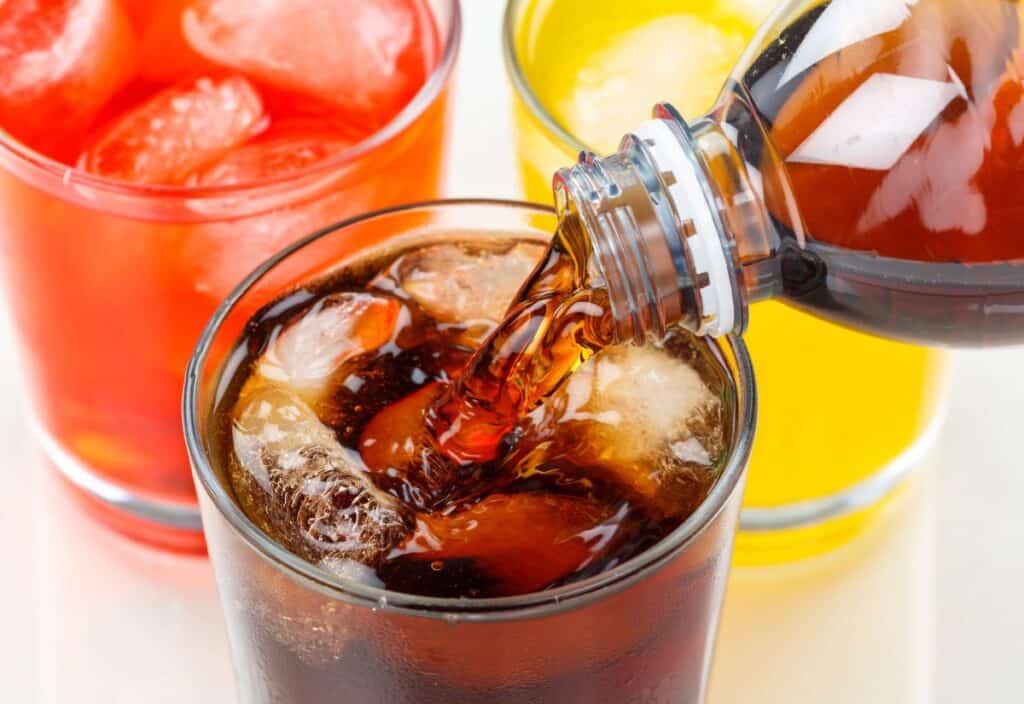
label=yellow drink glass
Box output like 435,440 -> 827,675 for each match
503,0 -> 948,565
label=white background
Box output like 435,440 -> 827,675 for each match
1,2 -> 1022,702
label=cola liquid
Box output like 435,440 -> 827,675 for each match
211,232 -> 735,600
548,0 -> 1024,348
718,0 -> 1024,344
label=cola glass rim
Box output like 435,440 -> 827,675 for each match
183,198 -> 757,622
0,0 -> 462,218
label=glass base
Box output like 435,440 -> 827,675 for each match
734,406 -> 946,566
34,423 -> 205,553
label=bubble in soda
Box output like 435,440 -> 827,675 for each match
217,234 -> 735,598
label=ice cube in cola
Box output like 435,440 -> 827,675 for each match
231,383 -> 413,567
377,241 -> 547,344
512,341 -> 730,520
215,232 -> 735,601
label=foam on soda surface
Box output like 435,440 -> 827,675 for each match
221,235 -> 734,599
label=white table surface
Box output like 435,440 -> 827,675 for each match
2,2 -> 1022,702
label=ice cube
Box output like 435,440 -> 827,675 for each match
79,76 -> 265,185
183,0 -> 431,130
561,15 -> 747,153
573,345 -> 719,461
317,556 -> 385,589
257,292 -> 402,406
518,344 -> 725,516
358,382 -> 456,509
181,177 -> 390,309
386,242 -> 545,337
0,0 -> 137,160
194,121 -> 354,186
391,492 -> 611,596
231,383 -> 413,565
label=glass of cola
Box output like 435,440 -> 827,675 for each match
184,200 -> 757,704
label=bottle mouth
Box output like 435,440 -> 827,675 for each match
636,112 -> 739,338
554,151 -> 687,344
553,106 -> 736,342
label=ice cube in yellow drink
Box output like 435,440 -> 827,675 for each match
506,0 -> 948,564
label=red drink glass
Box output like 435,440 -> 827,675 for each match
0,0 -> 461,551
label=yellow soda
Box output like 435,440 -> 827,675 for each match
505,0 -> 948,564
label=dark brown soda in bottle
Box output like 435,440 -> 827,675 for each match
550,0 -> 1024,348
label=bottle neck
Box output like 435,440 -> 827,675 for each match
553,104 -> 766,341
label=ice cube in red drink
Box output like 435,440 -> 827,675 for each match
79,75 -> 265,185
0,0 -> 137,160
183,0 -> 434,130
195,121 -> 355,186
